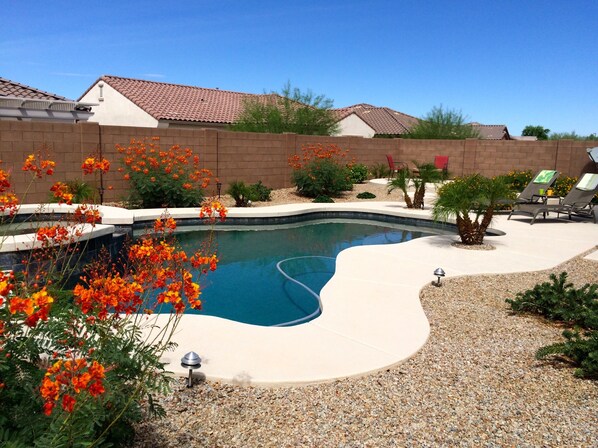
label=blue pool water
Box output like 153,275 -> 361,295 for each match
169,219 -> 440,327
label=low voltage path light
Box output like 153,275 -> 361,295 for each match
433,268 -> 446,287
181,351 -> 202,388
216,181 -> 222,199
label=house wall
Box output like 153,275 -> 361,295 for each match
1,121 -> 595,204
337,114 -> 375,138
80,82 -> 159,127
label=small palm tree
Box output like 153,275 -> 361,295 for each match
433,174 -> 512,245
388,163 -> 444,209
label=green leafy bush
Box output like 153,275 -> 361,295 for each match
506,272 -> 598,327
289,144 -> 353,198
349,164 -> 369,183
536,329 -> 598,379
502,170 -> 533,193
356,191 -> 376,199
227,181 -> 251,207
292,158 -> 352,198
313,195 -> 334,203
227,181 -> 272,206
507,271 -> 598,379
553,175 -> 578,198
369,163 -> 390,179
247,181 -> 272,202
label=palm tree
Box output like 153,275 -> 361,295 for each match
433,174 -> 512,245
388,163 -> 444,209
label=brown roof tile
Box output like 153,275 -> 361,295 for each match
0,77 -> 69,101
470,123 -> 510,140
89,75 -> 265,124
333,104 -> 419,135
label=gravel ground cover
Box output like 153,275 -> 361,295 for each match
132,184 -> 597,447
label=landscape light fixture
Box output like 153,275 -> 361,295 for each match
216,181 -> 222,199
181,351 -> 202,388
433,267 -> 445,287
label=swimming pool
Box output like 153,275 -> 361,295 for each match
170,218 -> 444,326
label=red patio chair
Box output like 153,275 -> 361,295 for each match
434,155 -> 449,171
434,155 -> 449,177
386,154 -> 407,179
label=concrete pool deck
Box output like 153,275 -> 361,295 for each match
134,201 -> 598,386
8,200 -> 595,385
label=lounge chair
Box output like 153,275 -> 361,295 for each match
508,173 -> 598,224
512,169 -> 560,204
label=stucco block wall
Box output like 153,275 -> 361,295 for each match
1,121 -> 595,204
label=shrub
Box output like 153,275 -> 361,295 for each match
117,137 -> 213,208
349,164 -> 369,183
0,153 -> 227,445
536,329 -> 598,379
553,175 -> 578,198
369,163 -> 390,179
502,170 -> 533,193
356,191 -> 376,199
226,181 -> 272,207
313,195 -> 334,203
506,272 -> 598,379
506,272 -> 598,327
289,144 -> 353,198
247,181 -> 272,202
227,181 -> 251,207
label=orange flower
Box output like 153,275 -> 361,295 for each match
40,358 -> 105,415
73,205 -> 102,225
74,273 -> 143,318
0,167 -> 11,192
61,394 -> 76,413
22,154 -> 56,178
50,181 -> 73,205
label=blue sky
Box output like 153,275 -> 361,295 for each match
2,0 -> 597,136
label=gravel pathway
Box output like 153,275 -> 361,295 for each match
132,252 -> 598,447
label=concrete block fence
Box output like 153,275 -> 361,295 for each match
1,121 -> 595,204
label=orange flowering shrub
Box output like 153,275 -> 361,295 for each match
288,143 -> 353,198
82,156 -> 110,175
0,152 -> 227,446
40,358 -> 105,415
117,137 -> 213,208
288,142 -> 352,169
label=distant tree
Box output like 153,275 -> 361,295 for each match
522,125 -> 550,140
548,131 -> 598,141
404,105 -> 480,139
230,82 -> 340,136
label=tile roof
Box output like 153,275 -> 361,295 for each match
84,75 -> 269,124
470,123 -> 510,140
333,103 -> 419,135
0,77 -> 70,101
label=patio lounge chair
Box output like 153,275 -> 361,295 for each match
508,173 -> 598,224
511,169 -> 560,204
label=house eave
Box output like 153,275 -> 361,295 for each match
0,96 -> 97,122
